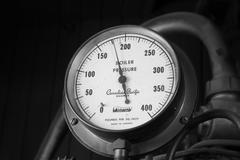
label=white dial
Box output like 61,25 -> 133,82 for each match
74,28 -> 179,131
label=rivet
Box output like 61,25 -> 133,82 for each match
71,118 -> 78,125
180,116 -> 189,124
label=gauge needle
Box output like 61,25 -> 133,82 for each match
111,40 -> 130,104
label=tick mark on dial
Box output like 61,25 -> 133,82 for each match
165,91 -> 172,94
149,40 -> 155,48
138,37 -> 140,43
89,113 -> 96,120
77,69 -> 84,73
147,112 -> 153,119
159,51 -> 164,56
76,96 -> 83,99
84,106 -> 89,111
97,45 -> 102,51
165,63 -> 173,66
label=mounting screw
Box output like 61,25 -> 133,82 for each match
180,116 -> 189,124
71,118 -> 78,126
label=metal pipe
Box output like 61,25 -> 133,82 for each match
142,12 -> 236,79
113,138 -> 130,160
142,12 -> 240,98
34,106 -> 67,160
114,149 -> 128,160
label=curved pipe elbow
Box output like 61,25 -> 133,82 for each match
142,12 -> 236,79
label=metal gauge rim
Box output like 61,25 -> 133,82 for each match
65,25 -> 180,133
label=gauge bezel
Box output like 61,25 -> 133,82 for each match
65,25 -> 180,133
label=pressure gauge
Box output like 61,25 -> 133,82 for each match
64,25 -> 197,157
74,28 -> 179,131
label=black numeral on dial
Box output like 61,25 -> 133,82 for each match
85,71 -> 95,77
98,53 -> 107,59
120,43 -> 131,50
85,89 -> 93,95
141,104 -> 152,111
153,85 -> 165,92
100,106 -> 104,113
153,67 -> 164,73
144,49 -> 155,56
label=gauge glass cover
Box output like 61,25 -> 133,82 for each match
72,27 -> 179,131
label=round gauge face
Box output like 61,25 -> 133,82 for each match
71,26 -> 179,131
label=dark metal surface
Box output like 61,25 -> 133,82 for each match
199,95 -> 240,139
34,107 -> 68,160
166,109 -> 240,160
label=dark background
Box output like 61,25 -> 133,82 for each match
1,0 -> 240,160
